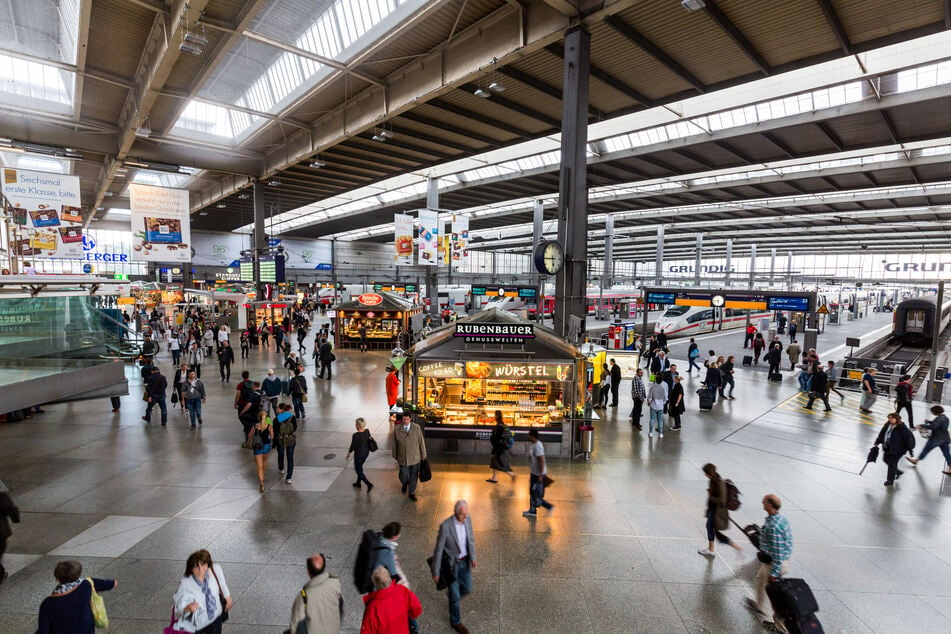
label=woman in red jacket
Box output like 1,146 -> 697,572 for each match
385,365 -> 400,410
361,566 -> 422,634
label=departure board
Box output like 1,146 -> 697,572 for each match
767,296 -> 810,311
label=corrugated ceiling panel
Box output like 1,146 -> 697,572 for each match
443,83 -> 559,133
716,0 -> 839,67
834,0 -> 943,45
769,126 -> 831,156
388,116 -> 481,151
723,134 -> 787,163
205,0 -> 258,24
412,103 -> 519,143
618,0 -> 759,86
588,20 -> 695,102
86,0 -> 157,79
826,111 -> 892,147
79,79 -> 128,123
887,98 -> 951,140
285,76 -> 358,125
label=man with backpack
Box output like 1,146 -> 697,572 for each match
289,368 -> 308,420
698,463 -> 741,558
237,381 -> 263,447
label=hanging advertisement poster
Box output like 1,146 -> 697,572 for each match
451,215 -> 469,267
394,213 -> 414,265
439,216 -> 451,265
417,209 -> 438,266
2,168 -> 83,259
129,184 -> 191,263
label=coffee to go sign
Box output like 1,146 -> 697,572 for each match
454,322 -> 535,344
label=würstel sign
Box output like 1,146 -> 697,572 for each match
455,322 -> 535,344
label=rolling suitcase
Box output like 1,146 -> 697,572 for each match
768,372 -> 783,382
742,355 -> 753,366
766,578 -> 824,634
697,387 -> 714,410
730,518 -> 761,549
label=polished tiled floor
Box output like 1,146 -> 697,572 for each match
2,326 -> 951,633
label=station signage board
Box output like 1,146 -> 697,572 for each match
454,322 -> 535,343
767,296 -> 811,311
471,285 -> 537,298
462,361 -> 571,380
417,360 -> 464,378
373,283 -> 418,293
646,289 -> 813,312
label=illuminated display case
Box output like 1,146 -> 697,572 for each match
407,310 -> 583,452
334,291 -> 423,350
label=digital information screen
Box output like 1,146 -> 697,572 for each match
239,258 -> 254,282
646,292 -> 677,305
471,285 -> 537,298
767,296 -> 810,311
240,256 -> 285,283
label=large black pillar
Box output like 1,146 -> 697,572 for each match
553,26 -> 590,339
533,199 -> 545,321
253,180 -> 267,300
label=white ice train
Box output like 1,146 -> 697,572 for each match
653,306 -> 773,337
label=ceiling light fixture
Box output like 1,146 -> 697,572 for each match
179,40 -> 203,56
681,0 -> 706,12
473,88 -> 491,98
268,176 -> 281,186
488,81 -> 505,93
199,211 -> 208,216
0,138 -> 83,159
310,158 -> 326,168
216,202 -> 226,208
238,192 -> 250,200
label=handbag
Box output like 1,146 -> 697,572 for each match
163,607 -> 188,634
171,391 -> 179,404
87,577 -> 109,629
302,393 -> 308,403
251,430 -> 264,451
427,552 -> 456,590
368,434 -> 378,452
542,475 -> 555,488
210,565 -> 229,623
419,459 -> 432,482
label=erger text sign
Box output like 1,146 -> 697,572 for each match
455,322 -> 535,343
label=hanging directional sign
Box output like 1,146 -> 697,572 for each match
390,356 -> 407,371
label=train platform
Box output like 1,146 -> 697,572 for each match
2,325 -> 951,633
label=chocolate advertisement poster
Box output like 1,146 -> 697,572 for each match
129,184 -> 191,263
2,168 -> 83,259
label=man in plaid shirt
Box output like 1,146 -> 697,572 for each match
749,494 -> 794,632
629,367 -> 646,431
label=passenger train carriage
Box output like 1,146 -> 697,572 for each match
653,305 -> 773,337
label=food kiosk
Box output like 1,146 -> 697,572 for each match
334,291 -> 423,350
407,309 -> 584,457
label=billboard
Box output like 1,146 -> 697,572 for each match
2,168 -> 83,259
129,184 -> 191,263
451,215 -> 469,267
394,213 -> 414,265
417,209 -> 438,266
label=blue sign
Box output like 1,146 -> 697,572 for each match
315,263 -> 333,271
767,296 -> 810,311
646,292 -> 677,305
82,263 -> 92,274
268,238 -> 282,247
82,235 -> 96,251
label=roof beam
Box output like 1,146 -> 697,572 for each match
712,140 -> 753,164
428,98 -> 534,138
760,132 -> 795,159
815,122 -> 844,151
603,15 -> 705,93
457,84 -> 561,128
386,124 -> 474,153
398,111 -> 501,146
546,43 -> 652,106
702,1 -> 771,76
72,0 -> 93,122
879,110 -> 901,144
816,0 -> 853,55
497,66 -> 599,118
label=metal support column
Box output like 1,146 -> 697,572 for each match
553,25 -> 591,340
253,180 -> 267,301
533,200 -> 545,322
603,215 -> 615,290
654,225 -> 664,286
331,239 -> 338,305
425,178 -> 439,317
749,245 -> 757,289
694,233 -> 702,286
724,239 -> 733,287
928,281 -> 945,402
786,251 -> 793,290
769,248 -> 777,286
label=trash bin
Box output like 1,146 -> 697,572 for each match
576,424 -> 594,461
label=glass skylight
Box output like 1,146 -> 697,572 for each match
0,52 -> 74,113
0,0 -> 81,65
170,101 -> 263,143
130,170 -> 193,190
0,151 -> 70,174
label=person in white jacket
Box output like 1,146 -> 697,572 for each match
172,550 -> 232,633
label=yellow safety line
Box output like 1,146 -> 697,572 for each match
778,392 -> 885,427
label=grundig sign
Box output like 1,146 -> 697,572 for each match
454,322 -> 535,344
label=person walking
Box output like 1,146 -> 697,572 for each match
260,321 -> 269,349
347,417 -> 374,492
629,367 -> 646,430
239,330 -> 250,359
860,367 -> 879,412
297,324 -> 308,354
371,522 -> 410,587
744,323 -> 757,348
486,410 -> 516,483
698,463 -> 741,558
187,341 -> 204,378
785,341 -> 801,372
803,365 -> 831,412
274,403 -> 298,485
826,360 -> 845,400
288,554 -> 343,634
385,365 -> 400,412
37,561 -> 118,634
183,370 -> 206,428
703,360 -> 722,404
316,337 -> 334,380
906,405 -> 951,475
522,429 -> 553,517
609,358 -> 622,407
875,412 -> 916,486
431,500 -> 476,634
261,369 -> 282,418
359,322 -> 368,352
720,356 -> 736,400
142,366 -> 169,426
289,368 -> 307,421
248,411 -> 273,492
237,380 -> 263,446
173,362 -> 190,410
202,327 -> 215,357
392,413 -> 426,502
216,323 -> 230,353
669,375 -> 685,431
788,319 -> 797,342
647,375 -> 668,439
687,338 -> 701,373
752,332 -> 766,364
0,490 -> 20,585
597,363 -> 611,408
895,374 -> 916,429
747,495 -> 794,633
172,550 -> 232,634
217,341 -> 234,383
361,566 -> 422,633
170,331 -> 182,366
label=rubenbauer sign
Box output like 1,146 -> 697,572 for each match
454,322 -> 535,344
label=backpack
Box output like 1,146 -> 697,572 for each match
725,479 -> 741,511
281,378 -> 291,396
502,426 -> 515,449
353,530 -> 384,593
277,418 -> 296,447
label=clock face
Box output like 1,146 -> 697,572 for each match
543,242 -> 564,274
711,294 -> 725,307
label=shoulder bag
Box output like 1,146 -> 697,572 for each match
163,607 -> 189,634
87,577 -> 109,629
209,566 -> 229,623
419,459 -> 432,482
368,432 -> 378,452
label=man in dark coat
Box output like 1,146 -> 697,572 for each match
766,338 -> 783,378
317,338 -> 334,380
218,340 -> 235,382
0,490 -> 20,584
875,412 -> 916,486
804,365 -> 831,411
609,358 -> 622,407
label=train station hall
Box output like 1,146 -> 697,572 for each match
4,1 -> 951,633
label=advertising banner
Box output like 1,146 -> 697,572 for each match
451,215 -> 469,267
440,216 -> 450,265
394,213 -> 414,265
129,184 -> 191,263
417,209 -> 438,266
2,168 -> 83,259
